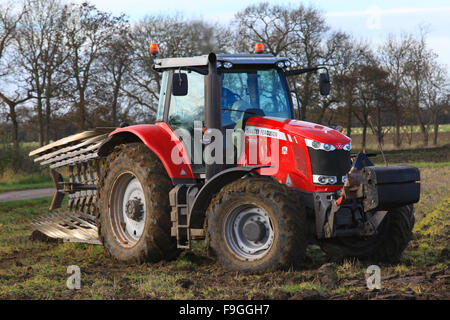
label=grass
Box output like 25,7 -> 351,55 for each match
402,196 -> 450,267
369,144 -> 450,165
350,124 -> 450,135
335,259 -> 364,280
409,162 -> 450,168
350,130 -> 450,152
279,281 -> 327,294
0,173 -> 53,193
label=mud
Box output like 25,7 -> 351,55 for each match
1,241 -> 448,300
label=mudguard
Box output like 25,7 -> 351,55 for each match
189,165 -> 270,228
98,122 -> 195,181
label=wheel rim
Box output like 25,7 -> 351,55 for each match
224,205 -> 274,260
109,172 -> 147,246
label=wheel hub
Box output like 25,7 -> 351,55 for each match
125,198 -> 144,221
110,173 -> 147,244
225,205 -> 274,260
242,221 -> 266,242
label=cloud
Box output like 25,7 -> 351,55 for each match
326,6 -> 450,17
427,36 -> 450,68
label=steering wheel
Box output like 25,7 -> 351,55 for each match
228,100 -> 253,123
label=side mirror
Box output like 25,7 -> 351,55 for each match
172,73 -> 188,96
319,72 -> 331,96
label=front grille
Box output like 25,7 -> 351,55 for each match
307,148 -> 351,180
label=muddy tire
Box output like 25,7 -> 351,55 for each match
97,143 -> 178,263
320,205 -> 415,263
206,176 -> 308,271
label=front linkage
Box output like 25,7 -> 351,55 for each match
314,152 -> 420,240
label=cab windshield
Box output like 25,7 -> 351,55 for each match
221,68 -> 292,128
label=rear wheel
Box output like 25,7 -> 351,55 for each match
97,143 -> 178,263
206,176 -> 308,271
320,205 -> 415,263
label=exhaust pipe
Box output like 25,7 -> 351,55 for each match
205,53 -> 222,180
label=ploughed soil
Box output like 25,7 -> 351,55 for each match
0,151 -> 448,300
0,238 -> 448,300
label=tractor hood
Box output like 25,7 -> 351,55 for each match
245,116 -> 351,147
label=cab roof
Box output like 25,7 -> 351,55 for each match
153,53 -> 289,70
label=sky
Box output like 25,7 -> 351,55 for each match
11,0 -> 450,67
69,0 -> 450,67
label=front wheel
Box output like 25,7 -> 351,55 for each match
320,205 -> 415,263
206,176 -> 308,271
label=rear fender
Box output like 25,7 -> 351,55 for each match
189,165 -> 269,228
98,122 -> 195,181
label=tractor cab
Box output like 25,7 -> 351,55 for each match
152,48 -> 332,180
152,51 -> 298,177
154,52 -> 294,132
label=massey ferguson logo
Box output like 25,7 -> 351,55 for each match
336,143 -> 344,149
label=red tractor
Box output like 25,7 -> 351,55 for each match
30,44 -> 420,271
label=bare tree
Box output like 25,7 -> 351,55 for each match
352,55 -> 389,149
0,2 -> 31,149
15,0 -> 69,145
0,2 -> 21,64
422,60 -> 449,145
64,3 -> 123,130
233,2 -> 329,120
380,34 -> 415,147
322,33 -> 369,132
401,31 -> 436,146
98,20 -> 132,126
124,14 -> 227,120
371,71 -> 392,146
1,1 -> 449,151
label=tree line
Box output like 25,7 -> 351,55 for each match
0,0 -> 449,150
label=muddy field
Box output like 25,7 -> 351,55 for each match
0,147 -> 449,300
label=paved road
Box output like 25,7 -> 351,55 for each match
0,188 -> 54,202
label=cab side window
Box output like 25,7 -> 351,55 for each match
167,71 -> 205,132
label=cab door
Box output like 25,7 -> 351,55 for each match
164,70 -> 206,176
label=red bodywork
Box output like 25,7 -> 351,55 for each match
109,122 -> 195,180
109,117 -> 351,193
239,117 -> 351,193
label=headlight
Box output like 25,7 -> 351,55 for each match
284,60 -> 291,67
305,138 -> 336,152
223,61 -> 233,69
276,61 -> 285,68
313,175 -> 338,185
343,142 -> 352,151
216,61 -> 222,68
